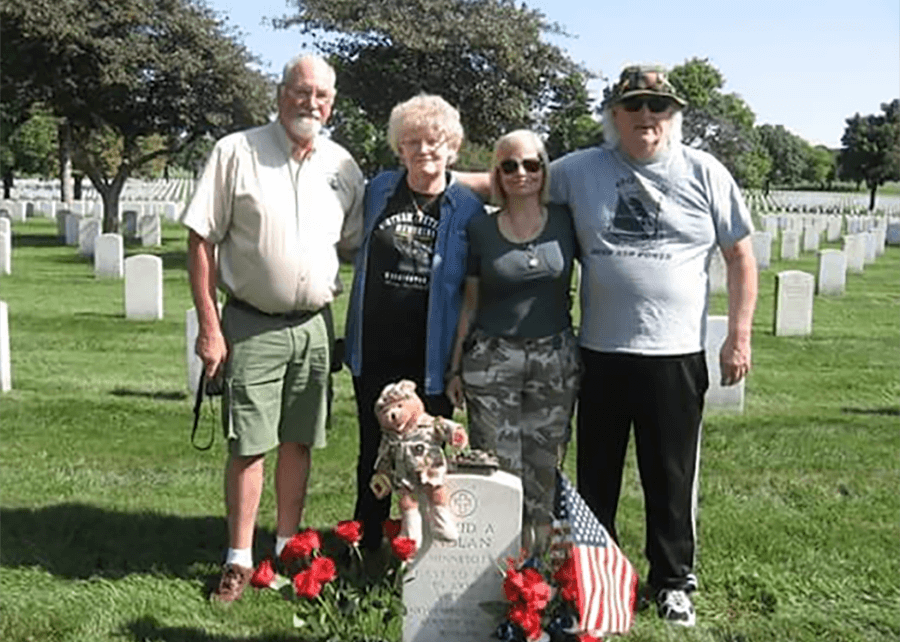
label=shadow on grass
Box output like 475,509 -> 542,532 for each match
841,406 -> 900,416
125,616 -> 299,642
10,233 -> 65,247
0,503 -> 235,580
111,387 -> 188,401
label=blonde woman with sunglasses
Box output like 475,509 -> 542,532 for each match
445,129 -> 581,555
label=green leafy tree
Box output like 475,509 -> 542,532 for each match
839,100 -> 900,211
757,124 -> 810,189
668,58 -> 759,185
277,0 -> 582,171
803,145 -> 837,190
544,72 -> 604,160
1,0 -> 272,233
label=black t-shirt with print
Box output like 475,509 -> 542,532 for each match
362,180 -> 443,367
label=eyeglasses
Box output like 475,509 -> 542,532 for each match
619,96 -> 674,113
283,85 -> 334,104
499,158 -> 543,174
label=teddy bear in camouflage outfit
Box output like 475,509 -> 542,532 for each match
369,379 -> 468,552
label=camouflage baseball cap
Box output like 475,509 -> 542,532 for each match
603,65 -> 687,109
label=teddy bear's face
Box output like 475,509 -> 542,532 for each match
376,396 -> 424,435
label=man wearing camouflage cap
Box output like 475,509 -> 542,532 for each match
549,64 -> 758,626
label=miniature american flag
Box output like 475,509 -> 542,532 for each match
553,471 -> 638,638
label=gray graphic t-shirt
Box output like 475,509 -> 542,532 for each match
550,144 -> 753,354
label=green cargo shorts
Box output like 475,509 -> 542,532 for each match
221,301 -> 331,457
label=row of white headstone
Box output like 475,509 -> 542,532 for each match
0,252 -> 163,391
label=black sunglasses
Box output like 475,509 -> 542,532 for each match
499,158 -> 543,174
620,96 -> 674,113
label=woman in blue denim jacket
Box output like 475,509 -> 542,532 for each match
343,94 -> 485,552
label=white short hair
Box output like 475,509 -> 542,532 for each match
280,55 -> 336,89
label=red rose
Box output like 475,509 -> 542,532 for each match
503,567 -> 527,603
293,568 -> 322,599
508,603 -> 543,641
334,520 -> 363,546
249,557 -> 276,589
520,568 -> 550,610
553,556 -> 579,603
308,556 -> 337,584
383,518 -> 402,541
281,528 -> 322,563
390,536 -> 418,561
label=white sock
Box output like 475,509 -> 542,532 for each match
225,547 -> 253,569
275,536 -> 292,558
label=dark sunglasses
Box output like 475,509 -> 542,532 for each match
499,158 -> 543,174
620,96 -> 674,113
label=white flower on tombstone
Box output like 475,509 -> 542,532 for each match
774,270 -> 814,337
124,254 -> 164,320
816,249 -> 846,296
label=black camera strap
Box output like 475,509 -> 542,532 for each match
191,370 -> 215,451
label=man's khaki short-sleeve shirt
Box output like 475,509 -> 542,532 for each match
181,121 -> 364,313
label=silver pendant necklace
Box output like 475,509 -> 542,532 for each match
524,243 -> 540,268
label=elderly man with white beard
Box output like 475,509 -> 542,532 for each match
181,54 -> 364,603
549,65 -> 758,627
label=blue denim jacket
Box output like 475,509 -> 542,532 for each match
344,169 -> 485,395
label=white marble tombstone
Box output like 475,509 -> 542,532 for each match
0,230 -> 10,276
751,231 -> 772,270
874,227 -> 886,256
843,235 -> 865,274
403,470 -> 522,642
138,213 -> 162,247
124,254 -> 164,320
763,215 -> 779,236
816,249 -> 846,296
122,210 -> 140,239
8,201 -> 27,222
94,233 -> 124,279
64,213 -> 81,246
78,217 -> 101,257
704,315 -> 745,412
0,300 -> 10,392
862,231 -> 877,265
802,225 -> 820,253
708,248 -> 727,295
780,230 -> 800,260
55,209 -> 71,240
774,270 -> 814,336
826,216 -> 842,242
185,305 -> 221,395
886,221 -> 900,246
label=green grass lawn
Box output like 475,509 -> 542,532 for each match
1,219 -> 898,641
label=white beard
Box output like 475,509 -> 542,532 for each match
289,116 -> 321,140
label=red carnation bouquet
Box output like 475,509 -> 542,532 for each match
248,519 -> 415,641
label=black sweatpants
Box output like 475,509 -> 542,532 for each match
352,367 -> 453,551
576,349 -> 708,592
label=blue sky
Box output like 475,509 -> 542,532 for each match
206,0 -> 900,149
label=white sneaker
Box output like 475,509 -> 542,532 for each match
656,588 -> 696,627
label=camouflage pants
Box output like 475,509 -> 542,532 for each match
461,327 -> 581,539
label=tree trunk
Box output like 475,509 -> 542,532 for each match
102,188 -> 120,235
2,168 -> 13,200
73,175 -> 83,200
868,183 -> 877,211
58,121 -> 74,204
